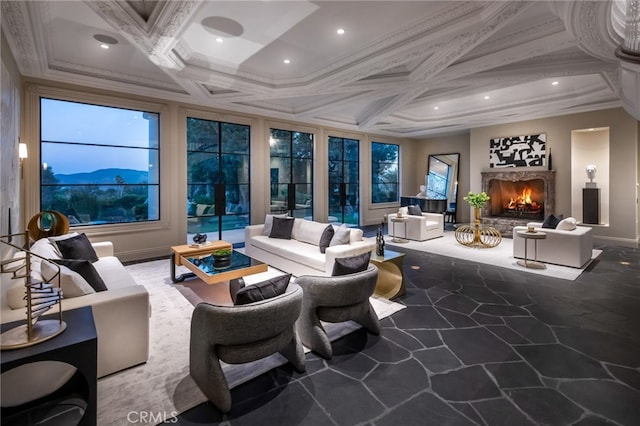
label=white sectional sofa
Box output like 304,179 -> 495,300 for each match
245,218 -> 376,277
1,237 -> 150,378
513,221 -> 593,268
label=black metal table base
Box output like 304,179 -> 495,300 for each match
170,253 -> 196,283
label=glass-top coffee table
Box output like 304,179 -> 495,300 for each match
171,242 -> 267,284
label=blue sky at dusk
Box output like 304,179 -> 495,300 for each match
41,98 -> 158,175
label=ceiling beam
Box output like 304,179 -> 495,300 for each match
357,1 -> 535,129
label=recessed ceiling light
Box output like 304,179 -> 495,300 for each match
337,28 -> 345,35
215,37 -> 223,43
588,128 -> 595,131
283,59 -> 291,64
484,95 -> 490,100
552,81 -> 559,86
433,106 -> 439,110
93,34 -> 118,47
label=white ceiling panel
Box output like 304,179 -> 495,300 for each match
3,0 -> 635,138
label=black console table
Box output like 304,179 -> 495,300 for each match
1,306 -> 97,426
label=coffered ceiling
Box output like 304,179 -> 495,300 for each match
2,1 -> 635,138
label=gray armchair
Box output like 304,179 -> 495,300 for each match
295,265 -> 380,359
189,283 -> 305,413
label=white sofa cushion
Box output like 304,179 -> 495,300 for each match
330,224 -> 351,246
250,235 -> 326,271
348,227 -> 364,243
556,217 -> 577,231
41,260 -> 96,298
29,238 -> 62,270
424,220 -> 440,230
6,284 -> 27,310
92,256 -> 139,290
296,219 -> 328,246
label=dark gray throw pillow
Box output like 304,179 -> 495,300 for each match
234,274 -> 291,305
229,278 -> 246,304
332,252 -> 372,276
54,233 -> 99,262
269,217 -> 295,239
542,214 -> 563,229
52,259 -> 107,292
408,205 -> 422,216
319,225 -> 335,254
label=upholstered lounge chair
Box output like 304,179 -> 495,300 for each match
387,211 -> 444,241
295,265 -> 380,359
189,283 -> 305,413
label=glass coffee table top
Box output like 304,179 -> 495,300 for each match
182,250 -> 268,285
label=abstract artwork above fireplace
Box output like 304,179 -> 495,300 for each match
489,133 -> 546,168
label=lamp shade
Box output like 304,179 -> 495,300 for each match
18,142 -> 28,159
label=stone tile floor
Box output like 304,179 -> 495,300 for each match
166,238 -> 640,426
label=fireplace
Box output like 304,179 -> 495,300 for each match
487,179 -> 544,220
481,171 -> 555,235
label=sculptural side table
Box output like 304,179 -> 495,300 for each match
390,217 -> 409,243
515,230 -> 547,269
370,250 -> 406,299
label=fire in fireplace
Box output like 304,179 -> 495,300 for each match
487,179 -> 544,220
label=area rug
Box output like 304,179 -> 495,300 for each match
385,231 -> 602,281
97,259 -> 405,425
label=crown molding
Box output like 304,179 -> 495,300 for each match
1,1 -> 40,75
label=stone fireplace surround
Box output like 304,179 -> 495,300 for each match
480,170 -> 556,236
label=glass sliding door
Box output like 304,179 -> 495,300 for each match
269,128 -> 313,219
187,117 -> 250,245
328,136 -> 359,225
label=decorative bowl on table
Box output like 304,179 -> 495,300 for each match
212,248 -> 232,268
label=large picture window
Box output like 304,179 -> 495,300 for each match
328,136 -> 359,225
371,142 -> 399,203
187,117 -> 250,245
269,128 -> 314,218
40,98 -> 160,226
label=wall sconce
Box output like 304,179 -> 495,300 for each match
19,141 -> 28,179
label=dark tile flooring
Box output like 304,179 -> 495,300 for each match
166,228 -> 640,426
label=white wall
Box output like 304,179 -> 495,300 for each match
1,30 -> 22,259
415,132 -> 471,222
570,128 -> 610,224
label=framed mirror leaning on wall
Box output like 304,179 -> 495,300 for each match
426,153 -> 460,223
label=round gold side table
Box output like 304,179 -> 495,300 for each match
455,222 -> 502,248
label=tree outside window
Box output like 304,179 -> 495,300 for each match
371,142 -> 399,203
